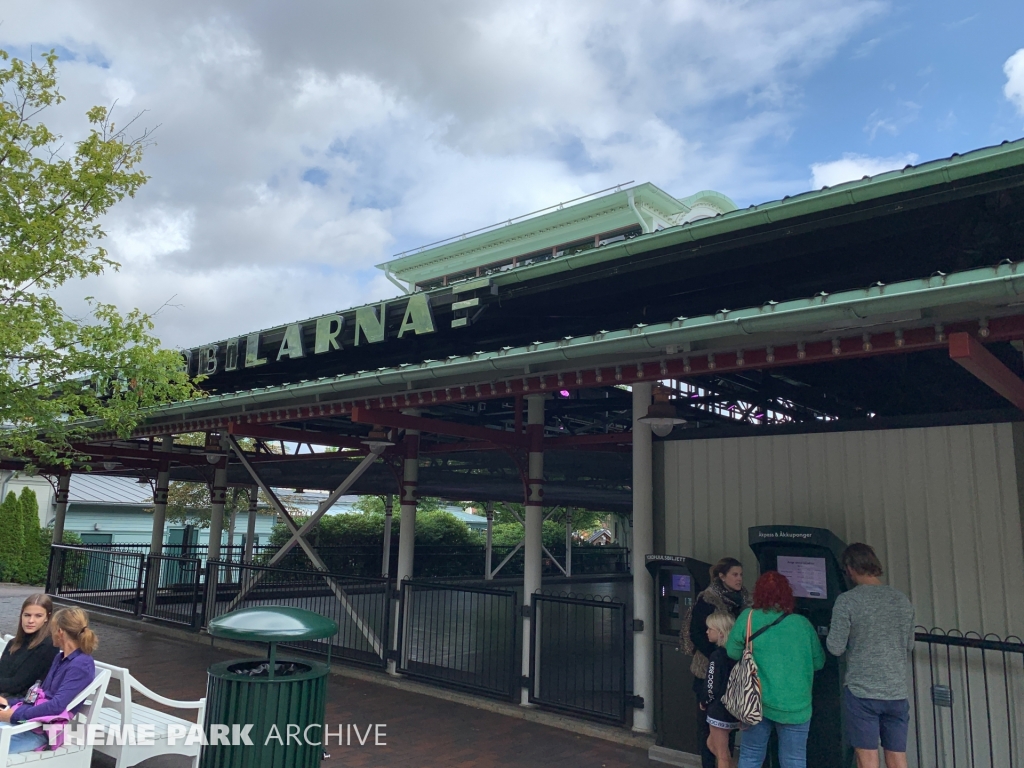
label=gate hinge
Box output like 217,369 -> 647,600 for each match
391,589 -> 402,600
632,619 -> 644,632
520,675 -> 531,688
521,604 -> 534,619
386,650 -> 400,662
626,694 -> 645,710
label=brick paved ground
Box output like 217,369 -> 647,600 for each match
1,585 -> 652,767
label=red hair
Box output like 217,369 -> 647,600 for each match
752,571 -> 795,614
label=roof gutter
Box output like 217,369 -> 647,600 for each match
126,261 -> 1024,425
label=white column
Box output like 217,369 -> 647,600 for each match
631,382 -> 655,733
521,394 -> 545,706
208,461 -> 228,562
382,494 -> 394,578
244,486 -> 258,563
227,488 -> 239,560
390,419 -> 419,675
149,435 -> 173,555
484,502 -> 494,580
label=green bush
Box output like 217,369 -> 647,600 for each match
270,510 -> 482,547
19,487 -> 47,585
0,492 -> 23,582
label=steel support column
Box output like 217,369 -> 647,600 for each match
208,460 -> 229,562
47,473 -> 71,590
382,494 -> 394,578
50,473 -> 70,545
632,382 -> 654,732
521,394 -> 545,706
243,486 -> 258,563
485,501 -> 494,580
149,435 -> 173,555
391,415 -> 420,675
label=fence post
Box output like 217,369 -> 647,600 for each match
133,554 -> 146,617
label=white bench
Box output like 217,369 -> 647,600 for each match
93,661 -> 206,768
0,666 -> 111,768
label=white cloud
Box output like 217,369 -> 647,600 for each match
1005,48 -> 1024,117
1,0 -> 887,348
809,152 -> 918,189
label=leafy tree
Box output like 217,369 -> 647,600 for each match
0,492 -> 24,581
270,508 -> 482,547
0,49 -> 198,468
19,486 -> 47,584
352,494 -> 447,515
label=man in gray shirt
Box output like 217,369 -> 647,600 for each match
827,543 -> 915,768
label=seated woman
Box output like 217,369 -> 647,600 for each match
0,607 -> 98,754
0,594 -> 59,699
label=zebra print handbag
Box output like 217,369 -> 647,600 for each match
722,611 -> 786,725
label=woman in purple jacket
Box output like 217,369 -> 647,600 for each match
0,607 -> 98,754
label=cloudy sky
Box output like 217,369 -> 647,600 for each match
5,1 -> 1024,350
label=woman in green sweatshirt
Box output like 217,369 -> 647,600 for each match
726,571 -> 825,768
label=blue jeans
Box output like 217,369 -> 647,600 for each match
738,717 -> 811,768
0,723 -> 49,754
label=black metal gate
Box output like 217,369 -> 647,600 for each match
208,561 -> 392,668
528,592 -> 627,723
397,580 -> 518,699
912,628 -> 1024,767
47,545 -> 146,616
142,554 -> 203,628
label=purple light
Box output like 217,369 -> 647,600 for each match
559,389 -> 570,397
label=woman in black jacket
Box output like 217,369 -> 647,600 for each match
0,594 -> 58,698
681,558 -> 750,768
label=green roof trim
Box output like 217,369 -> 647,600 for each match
480,138 -> 1024,291
129,259 -> 1024,427
377,182 -> 737,286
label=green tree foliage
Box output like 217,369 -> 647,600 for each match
352,494 -> 447,515
0,49 -> 198,467
18,486 -> 47,584
0,491 -> 24,581
270,509 -> 482,547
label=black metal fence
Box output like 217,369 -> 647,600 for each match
142,555 -> 203,628
528,592 -> 628,723
397,580 -> 519,700
206,560 -> 392,668
47,545 -> 146,617
912,628 -> 1024,767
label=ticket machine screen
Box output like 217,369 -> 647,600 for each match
671,574 -> 691,593
777,555 -> 828,599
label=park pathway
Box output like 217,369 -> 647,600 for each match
0,585 -> 651,767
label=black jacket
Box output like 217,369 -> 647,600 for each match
0,634 -> 59,698
704,646 -> 738,725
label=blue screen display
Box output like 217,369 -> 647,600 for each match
671,574 -> 691,592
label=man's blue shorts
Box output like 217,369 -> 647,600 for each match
843,687 -> 910,752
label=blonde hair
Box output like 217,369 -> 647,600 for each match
706,611 -> 735,644
51,607 -> 98,655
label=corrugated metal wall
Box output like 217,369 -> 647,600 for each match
657,422 -> 1024,635
656,422 -> 1024,766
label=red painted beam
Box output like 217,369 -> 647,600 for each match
227,422 -> 367,450
350,407 -> 526,448
949,332 -> 1024,411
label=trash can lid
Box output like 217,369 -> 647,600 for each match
207,606 -> 339,642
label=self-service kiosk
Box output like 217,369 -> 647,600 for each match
646,554 -> 711,757
748,526 -> 850,768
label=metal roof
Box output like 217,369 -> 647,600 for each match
68,474 -> 153,505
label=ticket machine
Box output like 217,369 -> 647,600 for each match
646,554 -> 710,757
748,526 -> 850,768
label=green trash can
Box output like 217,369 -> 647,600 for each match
200,606 -> 338,768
